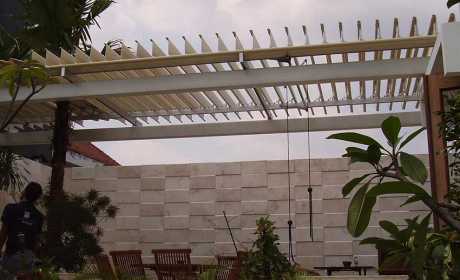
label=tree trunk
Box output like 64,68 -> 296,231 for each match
46,101 -> 70,251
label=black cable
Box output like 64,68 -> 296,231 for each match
306,101 -> 314,242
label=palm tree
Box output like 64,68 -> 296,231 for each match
11,0 -> 115,263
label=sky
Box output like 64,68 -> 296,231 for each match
84,0 -> 457,165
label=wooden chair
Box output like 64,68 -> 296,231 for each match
93,254 -> 117,280
152,249 -> 194,280
110,250 -> 146,280
216,255 -> 237,280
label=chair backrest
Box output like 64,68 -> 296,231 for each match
94,254 -> 117,280
216,255 -> 238,280
110,250 -> 146,279
152,249 -> 193,280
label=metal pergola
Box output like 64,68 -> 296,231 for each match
0,14 -> 457,146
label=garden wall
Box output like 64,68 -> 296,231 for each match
62,156 -> 431,271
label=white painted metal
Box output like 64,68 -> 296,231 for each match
0,112 -> 421,146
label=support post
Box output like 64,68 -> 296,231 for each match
424,75 -> 460,230
46,101 -> 70,250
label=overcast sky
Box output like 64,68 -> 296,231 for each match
85,0 -> 457,165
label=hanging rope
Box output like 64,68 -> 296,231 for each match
306,102 -> 314,242
284,84 -> 295,264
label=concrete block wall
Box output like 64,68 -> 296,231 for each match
64,156 -> 431,270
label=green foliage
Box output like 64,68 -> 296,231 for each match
447,0 -> 460,8
0,149 -> 28,193
199,268 -> 218,280
361,216 -> 459,279
18,0 -> 115,54
41,189 -> 118,272
241,217 -> 294,280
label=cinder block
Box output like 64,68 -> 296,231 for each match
215,243 -> 239,255
95,166 -> 118,179
118,166 -> 141,178
116,178 -> 140,191
94,179 -> 117,192
118,204 -> 140,216
295,199 -> 322,214
322,171 -> 350,185
190,202 -> 215,216
322,185 -> 344,199
114,230 -> 140,242
116,217 -> 139,229
190,243 -> 215,256
116,242 -> 140,251
295,256 -> 324,269
267,173 -> 289,186
242,174 -> 267,188
324,227 -> 353,242
141,177 -> 165,191
190,189 -> 216,202
354,255 -> 378,267
295,227 -> 324,242
268,200 -> 293,214
325,256 -> 353,267
353,240 -> 377,255
191,163 -> 217,176
241,187 -> 268,201
323,199 -> 349,213
216,162 -> 241,175
140,203 -> 164,216
215,229 -> 241,242
141,165 -> 166,177
190,256 -> 215,264
99,219 -> 116,231
268,187 -> 290,201
378,210 -> 429,226
266,160 -> 295,173
269,214 -> 290,229
294,185 -> 322,200
294,159 -> 322,173
72,167 -> 95,179
215,202 -> 241,215
296,242 -> 324,257
115,191 -> 141,204
164,216 -> 189,229
190,176 -> 216,189
190,229 -> 215,243
240,228 -> 257,243
214,215 -> 240,229
274,228 -> 290,241
141,191 -> 164,203
216,175 -> 242,188
242,201 -> 267,215
165,164 -> 191,177
295,214 -> 325,227
165,190 -> 189,203
294,172 -> 322,186
190,216 -> 215,229
70,179 -> 93,193
324,213 -> 347,227
349,161 -> 374,171
164,229 -> 190,243
165,177 -> 190,190
100,230 -> 117,242
216,188 -> 241,202
140,229 -> 164,243
321,158 -> 350,171
165,203 -> 190,216
241,161 -> 266,174
140,217 -> 163,229
324,241 -> 353,256
241,214 -> 264,229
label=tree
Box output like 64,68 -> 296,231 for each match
10,0 -> 115,259
447,0 -> 460,8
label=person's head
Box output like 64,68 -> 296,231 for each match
21,182 -> 43,203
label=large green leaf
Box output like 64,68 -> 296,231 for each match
398,127 -> 425,150
347,183 -> 377,237
447,0 -> 460,8
412,214 -> 431,278
379,220 -> 405,242
343,147 -> 369,163
327,132 -> 383,148
367,144 -> 381,165
342,173 -> 372,197
400,152 -> 428,184
381,116 -> 401,147
366,181 -> 430,199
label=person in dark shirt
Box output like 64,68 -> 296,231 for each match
0,182 -> 44,278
